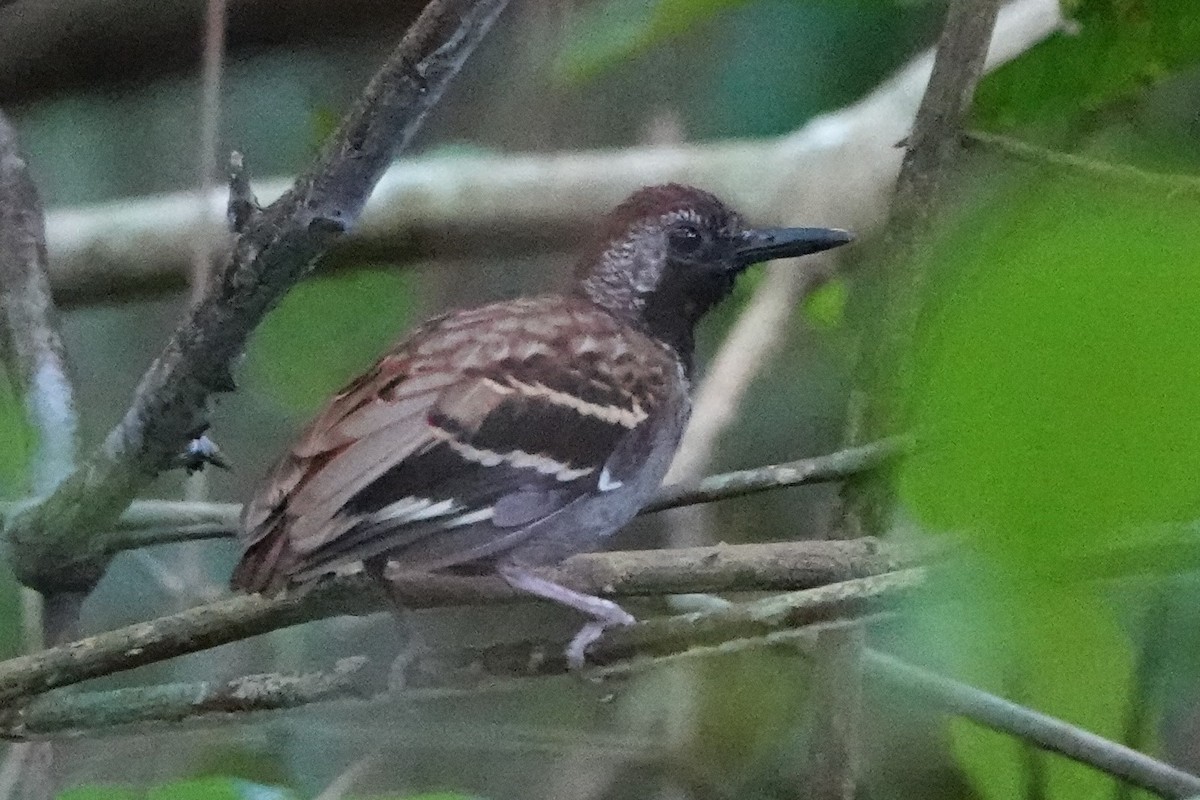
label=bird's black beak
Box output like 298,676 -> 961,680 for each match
736,227 -> 854,266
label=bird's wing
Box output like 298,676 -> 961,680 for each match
232,297 -> 683,592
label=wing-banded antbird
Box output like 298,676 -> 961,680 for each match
232,183 -> 852,667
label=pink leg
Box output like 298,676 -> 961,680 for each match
499,566 -> 636,669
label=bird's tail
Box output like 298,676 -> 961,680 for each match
230,526 -> 296,595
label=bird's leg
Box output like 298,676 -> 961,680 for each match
499,566 -> 636,670
363,557 -> 426,666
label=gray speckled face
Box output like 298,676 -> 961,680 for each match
574,184 -> 851,359
575,185 -> 744,346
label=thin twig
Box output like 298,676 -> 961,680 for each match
0,544 -> 932,706
25,439 -> 902,552
805,623 -> 864,799
868,652 -> 1200,799
0,657 -> 369,740
965,130 -> 1200,197
3,0 -> 511,598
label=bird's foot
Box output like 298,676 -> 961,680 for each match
565,603 -> 636,671
499,566 -> 636,670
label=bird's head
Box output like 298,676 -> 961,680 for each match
574,184 -> 852,353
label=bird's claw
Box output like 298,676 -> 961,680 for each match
565,607 -> 636,671
177,434 -> 230,473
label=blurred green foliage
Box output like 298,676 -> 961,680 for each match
902,171 -> 1200,564
804,277 -> 849,330
57,780 -> 479,800
889,2 -> 1200,789
246,269 -> 419,413
975,0 -> 1200,139
0,372 -> 32,498
554,0 -> 745,82
555,0 -> 938,83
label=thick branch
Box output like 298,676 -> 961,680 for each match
4,0 -> 510,596
40,0 -> 1064,306
0,541 -> 931,705
0,657 -> 369,740
0,111 -> 78,497
0,107 -> 82,800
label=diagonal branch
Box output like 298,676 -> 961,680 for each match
844,0 -> 1003,531
0,108 -> 82,800
0,111 -> 78,499
3,0 -> 510,597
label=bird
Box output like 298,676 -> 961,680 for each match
231,183 -> 852,668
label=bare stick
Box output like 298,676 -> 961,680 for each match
868,652 -> 1200,799
4,0 -> 511,597
0,544 -> 931,705
26,439 -> 901,552
0,657 -> 369,740
965,130 -> 1200,195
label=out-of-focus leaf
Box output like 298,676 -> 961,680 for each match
804,277 -> 848,330
555,0 -> 748,83
246,269 -> 419,413
900,169 -> 1200,574
890,157 -> 1200,797
0,372 -> 32,498
976,0 -> 1200,136
59,788 -> 139,800
949,596 -> 1135,800
146,777 -> 263,800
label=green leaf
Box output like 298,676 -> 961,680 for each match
245,269 -> 419,413
947,597 -> 1136,800
976,0 -> 1200,136
554,0 -> 750,83
0,371 -> 33,498
58,788 -> 138,800
900,170 -> 1200,575
146,777 -> 257,800
803,277 -> 848,330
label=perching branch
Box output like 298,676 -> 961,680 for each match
398,570 -> 925,687
0,657 -> 370,740
0,541 -> 933,706
3,0 -> 511,597
39,0 -> 1064,306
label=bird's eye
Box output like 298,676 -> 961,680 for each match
670,224 -> 704,256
